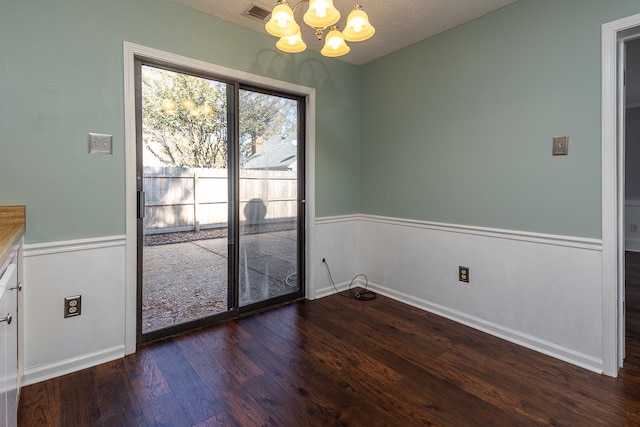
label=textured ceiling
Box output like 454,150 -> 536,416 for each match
170,0 -> 519,65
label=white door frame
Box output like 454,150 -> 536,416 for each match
122,42 -> 317,354
602,13 -> 640,377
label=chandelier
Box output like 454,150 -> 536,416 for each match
265,0 -> 375,58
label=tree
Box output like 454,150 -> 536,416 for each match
239,90 -> 298,163
143,66 -> 299,168
143,67 -> 228,168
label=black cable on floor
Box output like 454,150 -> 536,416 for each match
323,258 -> 377,301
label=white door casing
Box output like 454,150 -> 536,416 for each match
601,13 -> 640,377
122,42 -> 316,354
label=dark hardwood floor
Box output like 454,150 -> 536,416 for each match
18,256 -> 640,426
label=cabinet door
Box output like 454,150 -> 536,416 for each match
6,271 -> 17,427
0,262 -> 18,427
0,279 -> 9,427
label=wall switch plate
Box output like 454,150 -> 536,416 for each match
552,136 -> 568,156
88,133 -> 113,154
64,295 -> 82,318
459,266 -> 469,283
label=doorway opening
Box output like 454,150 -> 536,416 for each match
602,13 -> 640,376
135,60 -> 305,343
624,35 -> 640,371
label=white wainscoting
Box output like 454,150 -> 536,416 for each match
356,215 -> 604,373
312,215 -> 359,299
20,216 -> 606,382
626,198 -> 640,253
22,236 -> 126,385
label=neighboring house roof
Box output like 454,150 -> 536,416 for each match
243,133 -> 297,170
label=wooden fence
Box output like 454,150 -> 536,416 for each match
143,166 -> 297,234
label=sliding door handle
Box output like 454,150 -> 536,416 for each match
137,191 -> 145,219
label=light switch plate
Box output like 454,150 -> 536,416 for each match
552,136 -> 568,156
88,133 -> 113,154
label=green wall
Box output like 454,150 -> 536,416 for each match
0,0 -> 361,243
360,0 -> 640,238
5,0 -> 640,243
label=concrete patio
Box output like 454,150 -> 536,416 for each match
142,228 -> 298,333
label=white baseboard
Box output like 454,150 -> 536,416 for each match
315,285 -> 337,300
625,200 -> 640,252
366,282 -> 603,373
626,238 -> 640,253
626,198 -> 640,207
22,345 -> 125,386
314,281 -> 355,299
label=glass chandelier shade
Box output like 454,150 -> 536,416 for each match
342,6 -> 375,42
265,0 -> 375,58
303,0 -> 341,28
320,27 -> 350,57
265,2 -> 300,38
276,31 -> 308,53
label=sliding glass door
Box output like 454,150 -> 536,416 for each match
136,61 -> 304,342
238,89 -> 303,309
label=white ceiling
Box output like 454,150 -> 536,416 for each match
170,0 -> 519,65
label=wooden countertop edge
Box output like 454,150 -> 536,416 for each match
0,205 -> 26,226
0,206 -> 26,270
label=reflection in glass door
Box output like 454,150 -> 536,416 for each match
238,89 -> 304,308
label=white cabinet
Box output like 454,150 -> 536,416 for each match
0,207 -> 24,427
0,251 -> 19,427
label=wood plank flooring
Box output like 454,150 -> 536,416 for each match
18,255 -> 640,426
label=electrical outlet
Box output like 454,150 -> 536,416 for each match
632,224 -> 639,233
64,295 -> 82,318
459,266 -> 469,283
